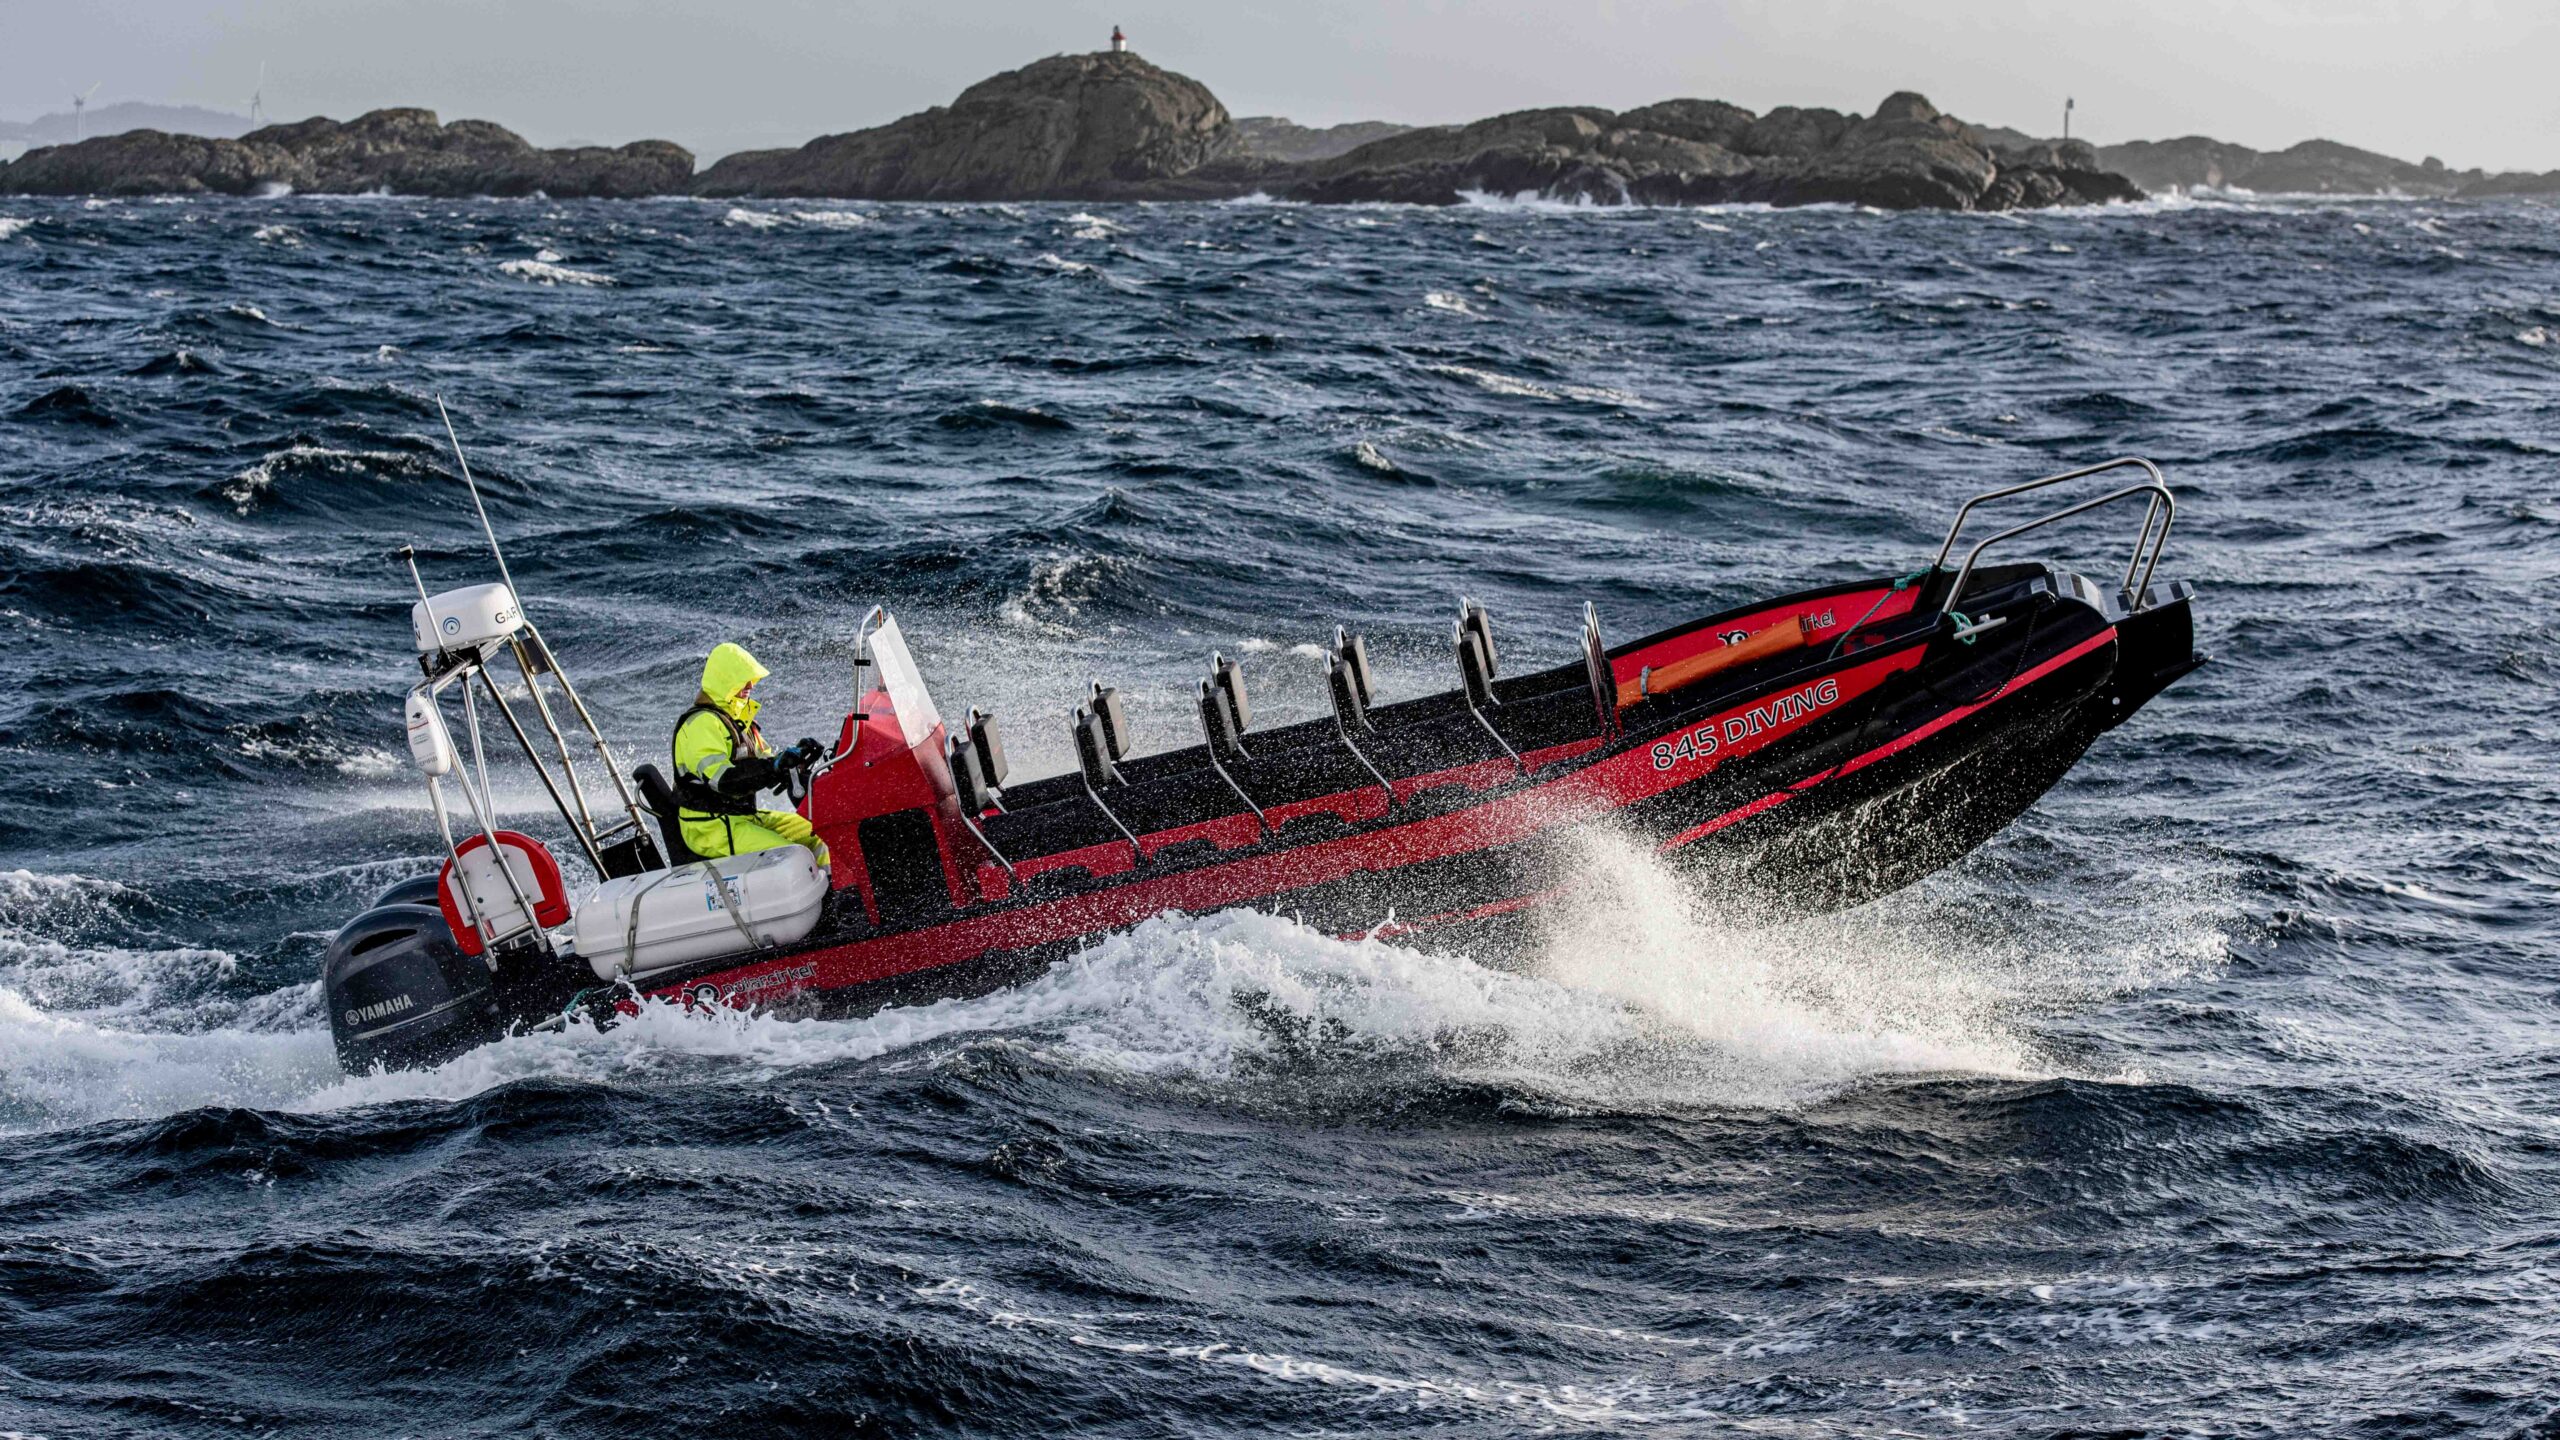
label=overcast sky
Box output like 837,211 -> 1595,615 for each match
4,0 -> 2555,170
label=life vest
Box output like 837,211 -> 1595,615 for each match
670,702 -> 766,818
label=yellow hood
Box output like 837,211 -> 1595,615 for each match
699,642 -> 769,725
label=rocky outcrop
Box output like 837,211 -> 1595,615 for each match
1229,116 -> 1411,164
694,51 -> 1229,199
1283,91 -> 2139,211
0,108 -> 690,197
2079,135 -> 2483,197
2456,169 -> 2560,199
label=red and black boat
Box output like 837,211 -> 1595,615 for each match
325,457 -> 2201,1074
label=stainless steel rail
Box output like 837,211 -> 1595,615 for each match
1931,457 -> 2176,613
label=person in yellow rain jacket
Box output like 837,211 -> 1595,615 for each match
671,642 -> 830,867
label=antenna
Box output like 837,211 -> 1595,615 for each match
435,395 -> 522,606
396,544 -> 449,658
71,81 -> 100,142
250,62 -> 266,128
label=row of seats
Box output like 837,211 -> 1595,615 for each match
951,600 -> 1595,879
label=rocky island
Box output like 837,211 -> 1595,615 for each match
6,46 -> 2551,206
0,108 -> 690,198
692,52 -> 2139,210
692,52 -> 1234,201
1271,93 -> 2139,209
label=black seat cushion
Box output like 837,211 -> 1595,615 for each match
632,764 -> 699,867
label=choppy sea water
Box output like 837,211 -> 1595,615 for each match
2,192 -> 2557,1436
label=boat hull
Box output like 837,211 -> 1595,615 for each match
610,565 -> 2197,1029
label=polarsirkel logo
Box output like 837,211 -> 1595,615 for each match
346,993 -> 416,1026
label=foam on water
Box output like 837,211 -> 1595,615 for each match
1424,363 -> 1647,408
0,823 -> 2217,1135
1455,189 -> 1615,213
0,987 -> 339,1133
499,257 -> 615,286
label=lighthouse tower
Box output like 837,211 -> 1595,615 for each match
1110,25 -> 1127,52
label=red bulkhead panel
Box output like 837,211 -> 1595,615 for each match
805,685 -> 993,921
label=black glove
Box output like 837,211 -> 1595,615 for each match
791,737 -> 824,768
712,754 -> 784,799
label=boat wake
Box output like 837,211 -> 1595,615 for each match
1,833 -> 2222,1135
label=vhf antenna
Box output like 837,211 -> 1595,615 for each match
396,544 -> 446,658
436,394 -> 520,604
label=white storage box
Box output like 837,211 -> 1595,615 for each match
574,846 -> 827,981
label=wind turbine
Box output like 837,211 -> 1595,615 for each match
249,62 -> 266,128
71,82 -> 99,141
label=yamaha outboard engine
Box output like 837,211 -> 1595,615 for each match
323,893 -> 503,1074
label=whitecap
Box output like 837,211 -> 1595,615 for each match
499,257 -> 614,286
723,207 -> 786,230
1422,291 -> 1481,318
0,217 -> 37,240
1424,363 -> 1645,408
221,444 -> 423,514
1454,188 -> 1609,212
0,807 -> 2225,1134
1428,363 -> 1554,400
1031,253 -> 1141,291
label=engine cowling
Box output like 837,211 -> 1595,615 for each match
323,902 -> 502,1074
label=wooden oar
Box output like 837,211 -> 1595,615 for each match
1616,613 -> 1819,710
